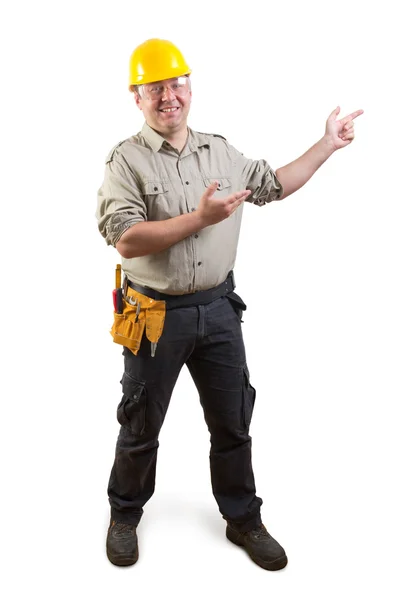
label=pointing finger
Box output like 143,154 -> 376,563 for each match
349,109 -> 364,120
341,109 -> 364,125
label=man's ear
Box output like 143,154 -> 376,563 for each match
133,91 -> 142,110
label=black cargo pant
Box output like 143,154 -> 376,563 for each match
108,293 -> 263,533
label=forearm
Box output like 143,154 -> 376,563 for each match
276,136 -> 335,199
116,211 -> 205,258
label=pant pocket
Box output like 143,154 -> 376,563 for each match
117,372 -> 147,436
242,364 -> 256,429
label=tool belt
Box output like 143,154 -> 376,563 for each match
127,271 -> 235,309
111,267 -> 238,357
111,287 -> 166,357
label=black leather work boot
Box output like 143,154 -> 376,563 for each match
226,523 -> 288,571
106,520 -> 139,566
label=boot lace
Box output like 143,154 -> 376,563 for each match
112,521 -> 136,535
252,524 -> 269,540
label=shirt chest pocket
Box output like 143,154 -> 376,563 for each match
202,177 -> 232,196
143,180 -> 173,220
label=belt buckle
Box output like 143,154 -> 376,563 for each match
229,270 -> 235,289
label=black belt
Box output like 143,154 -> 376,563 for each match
127,271 -> 235,309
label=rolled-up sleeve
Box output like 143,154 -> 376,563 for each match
96,152 -> 147,246
229,145 -> 283,205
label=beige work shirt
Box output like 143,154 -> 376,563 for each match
96,122 -> 283,294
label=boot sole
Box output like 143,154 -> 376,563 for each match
107,548 -> 139,567
226,529 -> 288,571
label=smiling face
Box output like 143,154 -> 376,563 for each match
134,76 -> 192,138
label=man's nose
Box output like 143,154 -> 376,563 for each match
161,86 -> 176,101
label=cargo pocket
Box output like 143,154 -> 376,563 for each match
117,372 -> 147,436
226,291 -> 247,323
242,364 -> 256,429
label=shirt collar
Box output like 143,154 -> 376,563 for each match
187,128 -> 210,152
141,122 -> 210,153
141,122 -> 165,152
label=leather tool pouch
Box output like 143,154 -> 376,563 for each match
111,288 -> 166,356
111,300 -> 146,355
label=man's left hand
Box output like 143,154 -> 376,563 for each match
325,106 -> 364,151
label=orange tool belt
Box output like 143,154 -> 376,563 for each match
110,265 -> 166,357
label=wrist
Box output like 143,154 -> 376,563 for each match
320,134 -> 337,156
191,209 -> 208,230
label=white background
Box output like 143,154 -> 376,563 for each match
1,0 -> 399,598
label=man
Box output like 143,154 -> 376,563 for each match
96,38 -> 363,570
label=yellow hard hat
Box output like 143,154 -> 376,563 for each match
129,38 -> 191,90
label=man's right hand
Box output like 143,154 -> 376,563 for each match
116,182 -> 252,259
197,182 -> 252,227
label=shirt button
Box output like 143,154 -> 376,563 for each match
194,234 -> 199,238
198,262 -> 202,266
191,208 -> 195,212
185,181 -> 190,185
154,187 -> 158,191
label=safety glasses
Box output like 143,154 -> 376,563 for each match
139,76 -> 191,100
